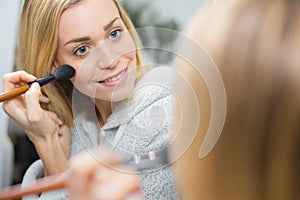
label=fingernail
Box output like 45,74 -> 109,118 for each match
31,82 -> 40,90
41,96 -> 50,102
29,74 -> 37,79
57,118 -> 63,125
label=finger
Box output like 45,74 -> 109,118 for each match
2,101 -> 29,128
58,125 -> 71,157
69,149 -> 124,199
25,82 -> 44,121
70,148 -> 123,174
70,152 -> 100,179
25,83 -> 59,137
2,93 -> 29,129
58,124 -> 69,136
69,153 -> 99,200
39,95 -> 50,103
2,70 -> 36,91
44,110 -> 62,125
91,169 -> 141,200
125,192 -> 145,200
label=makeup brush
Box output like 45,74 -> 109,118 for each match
0,175 -> 66,200
0,64 -> 75,102
0,148 -> 169,199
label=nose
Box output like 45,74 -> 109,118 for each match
95,44 -> 119,70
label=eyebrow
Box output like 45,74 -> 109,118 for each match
64,36 -> 90,46
103,17 -> 120,31
64,17 -> 120,46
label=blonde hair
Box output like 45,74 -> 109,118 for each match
17,0 -> 143,127
176,0 -> 300,199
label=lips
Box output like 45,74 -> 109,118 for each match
98,67 -> 128,83
94,64 -> 130,88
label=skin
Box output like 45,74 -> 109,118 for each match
69,149 -> 143,200
2,72 -> 71,175
2,0 -> 140,198
55,0 -> 137,122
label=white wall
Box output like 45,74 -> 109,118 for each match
0,0 -> 21,188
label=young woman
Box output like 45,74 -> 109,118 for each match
2,0 -> 178,199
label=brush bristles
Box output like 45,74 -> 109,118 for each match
53,65 -> 75,81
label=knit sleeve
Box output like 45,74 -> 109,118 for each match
138,92 -> 180,199
20,111 -> 99,200
140,165 -> 179,200
127,86 -> 180,199
21,160 -> 68,200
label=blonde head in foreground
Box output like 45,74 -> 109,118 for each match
175,0 -> 300,199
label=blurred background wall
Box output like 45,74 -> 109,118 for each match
0,0 -> 21,188
151,0 -> 206,29
121,0 -> 207,65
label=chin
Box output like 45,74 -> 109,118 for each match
108,68 -> 136,101
108,82 -> 135,102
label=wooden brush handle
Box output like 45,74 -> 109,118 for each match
0,144 -> 169,199
0,84 -> 30,102
0,175 -> 67,200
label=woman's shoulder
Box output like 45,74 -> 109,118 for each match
127,66 -> 177,115
106,66 -> 177,128
130,82 -> 174,114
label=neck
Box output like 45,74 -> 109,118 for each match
94,99 -> 112,125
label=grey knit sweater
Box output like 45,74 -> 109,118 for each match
21,67 -> 179,199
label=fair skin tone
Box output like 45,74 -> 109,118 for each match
2,75 -> 71,176
2,0 -> 140,198
55,0 -> 137,122
69,149 -> 142,200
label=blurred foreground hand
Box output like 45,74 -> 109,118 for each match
69,148 -> 144,200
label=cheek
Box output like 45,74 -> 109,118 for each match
55,50 -> 86,85
114,33 -> 137,58
125,51 -> 137,64
72,65 -> 95,88
64,63 -> 85,87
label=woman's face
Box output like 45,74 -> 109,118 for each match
55,0 -> 137,101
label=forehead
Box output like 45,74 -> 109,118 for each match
59,0 -> 120,41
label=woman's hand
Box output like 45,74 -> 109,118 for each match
3,71 -> 57,141
2,70 -> 71,175
69,149 -> 144,200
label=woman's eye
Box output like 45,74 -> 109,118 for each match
109,29 -> 122,40
74,46 -> 89,56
